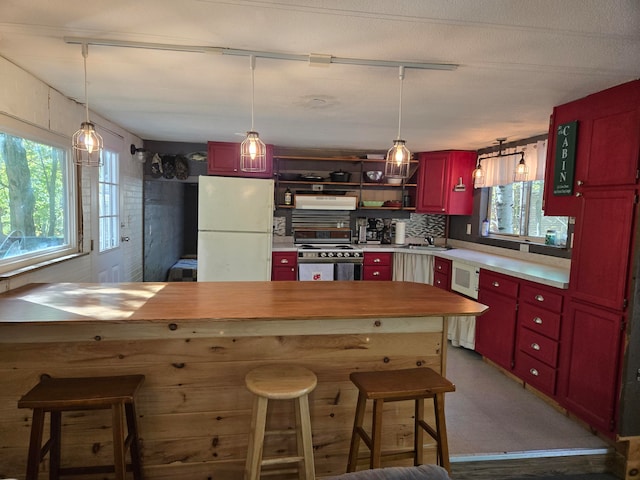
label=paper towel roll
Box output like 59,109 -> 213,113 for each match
394,221 -> 406,245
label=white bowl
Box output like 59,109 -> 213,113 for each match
386,176 -> 403,185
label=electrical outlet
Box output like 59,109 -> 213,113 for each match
520,243 -> 529,253
466,223 -> 471,235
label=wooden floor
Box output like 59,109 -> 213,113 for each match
444,344 -> 616,479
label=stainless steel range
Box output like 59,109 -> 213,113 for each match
294,229 -> 363,281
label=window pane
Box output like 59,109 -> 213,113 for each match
488,180 -> 568,244
0,132 -> 72,266
98,150 -> 119,252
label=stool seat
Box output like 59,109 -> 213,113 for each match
347,367 -> 455,474
244,365 -> 317,480
18,375 -> 144,480
245,364 -> 317,399
349,367 -> 454,401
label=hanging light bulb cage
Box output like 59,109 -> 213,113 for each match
385,66 -> 411,179
240,131 -> 267,172
72,43 -> 103,167
514,155 -> 529,182
240,55 -> 267,173
385,139 -> 411,179
73,121 -> 104,167
472,162 -> 485,188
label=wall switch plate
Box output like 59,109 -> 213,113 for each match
520,243 -> 529,253
466,223 -> 471,235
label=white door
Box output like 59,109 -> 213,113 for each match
91,146 -> 124,282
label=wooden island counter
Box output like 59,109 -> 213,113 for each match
0,281 -> 486,479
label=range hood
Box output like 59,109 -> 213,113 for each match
294,194 -> 357,210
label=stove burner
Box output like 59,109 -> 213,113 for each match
299,244 -> 321,249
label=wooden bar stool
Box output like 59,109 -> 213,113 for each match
18,374 -> 145,480
346,367 -> 455,474
244,364 -> 317,480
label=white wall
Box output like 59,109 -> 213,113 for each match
0,56 -> 144,292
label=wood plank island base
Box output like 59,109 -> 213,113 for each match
0,281 -> 487,480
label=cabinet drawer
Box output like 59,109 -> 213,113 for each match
272,251 -> 297,266
516,352 -> 557,396
518,328 -> 559,367
363,265 -> 392,281
434,257 -> 451,275
520,283 -> 563,313
364,252 -> 392,266
479,270 -> 519,298
433,271 -> 450,290
518,303 -> 561,340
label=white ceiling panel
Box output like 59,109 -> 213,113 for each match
0,0 -> 638,151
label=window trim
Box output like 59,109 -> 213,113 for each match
0,113 -> 80,274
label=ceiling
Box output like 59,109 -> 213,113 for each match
1,1 -> 639,152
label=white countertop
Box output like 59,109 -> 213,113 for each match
271,240 -> 570,289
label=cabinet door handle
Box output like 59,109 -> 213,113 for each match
373,271 -> 380,276
436,280 -> 441,285
535,294 -> 544,302
533,316 -> 543,324
531,343 -> 541,351
530,368 -> 539,376
280,258 -> 289,264
577,180 -> 584,186
575,192 -> 583,197
374,258 -> 381,263
437,265 -> 442,270
492,281 -> 500,287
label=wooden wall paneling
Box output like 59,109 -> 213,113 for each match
0,329 -> 444,479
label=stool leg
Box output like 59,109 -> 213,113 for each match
295,394 -> 315,480
25,408 -> 45,480
112,402 -> 126,480
414,398 -> 424,466
433,393 -> 450,473
125,402 -> 144,480
370,399 -> 384,470
49,411 -> 61,480
245,395 -> 268,480
346,392 -> 367,472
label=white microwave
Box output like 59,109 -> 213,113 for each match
451,261 -> 480,299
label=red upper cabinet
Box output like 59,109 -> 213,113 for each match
415,150 -> 477,215
207,141 -> 274,178
543,80 -> 640,216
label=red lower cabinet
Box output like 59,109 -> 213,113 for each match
363,252 -> 392,281
271,251 -> 297,281
433,257 -> 452,290
514,282 -> 564,398
475,270 -> 519,371
558,300 -> 625,433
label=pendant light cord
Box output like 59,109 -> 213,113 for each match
249,54 -> 256,131
396,65 -> 405,140
82,43 -> 90,123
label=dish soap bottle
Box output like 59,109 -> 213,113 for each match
481,218 -> 489,237
284,188 -> 292,206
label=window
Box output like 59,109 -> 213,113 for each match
0,116 -> 77,273
98,150 -> 119,252
487,180 -> 568,245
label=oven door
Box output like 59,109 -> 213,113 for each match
298,261 -> 363,281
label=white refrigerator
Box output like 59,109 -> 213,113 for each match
197,175 -> 274,281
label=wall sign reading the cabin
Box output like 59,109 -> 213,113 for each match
553,121 -> 578,196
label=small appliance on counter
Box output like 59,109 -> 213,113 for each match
380,219 -> 392,244
366,218 -> 379,242
357,218 -> 368,244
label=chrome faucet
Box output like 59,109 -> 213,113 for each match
425,236 -> 434,246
